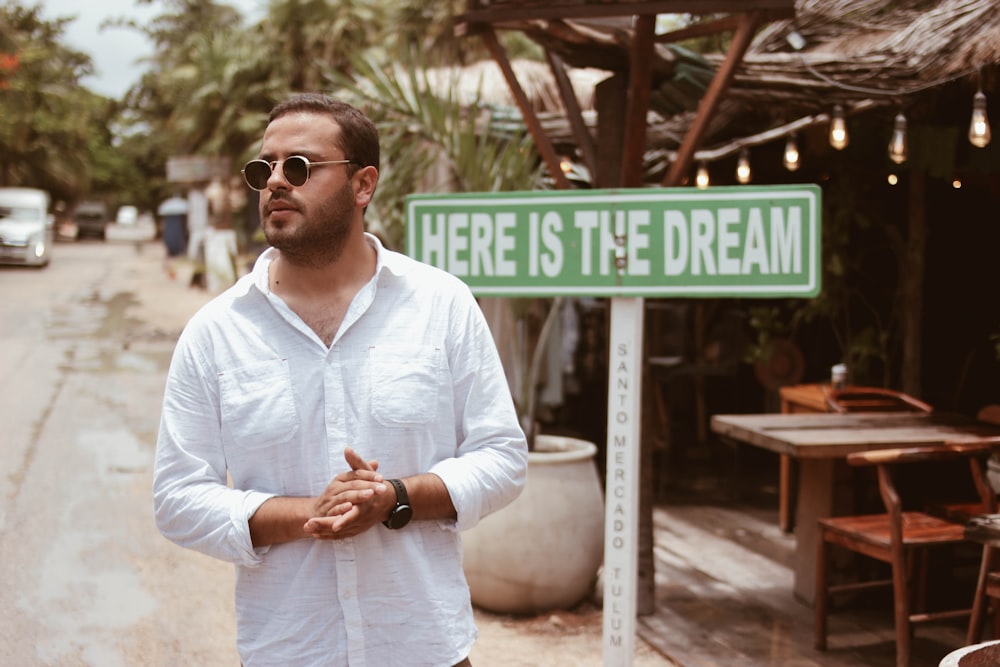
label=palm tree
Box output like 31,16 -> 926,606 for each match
0,4 -> 98,197
326,50 -> 544,247
264,0 -> 384,91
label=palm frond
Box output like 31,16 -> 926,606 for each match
324,49 -> 544,248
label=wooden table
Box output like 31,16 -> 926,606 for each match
710,411 -> 1000,604
777,384 -> 834,532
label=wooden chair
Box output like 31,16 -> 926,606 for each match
965,514 -> 1000,644
774,385 -> 933,534
931,406 -> 1000,523
827,385 -> 936,520
965,416 -> 1000,647
825,385 -> 934,414
978,404 -> 1000,426
815,439 -> 1000,667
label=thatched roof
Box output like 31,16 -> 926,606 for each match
458,0 -> 1000,170
423,59 -> 605,112
723,0 -> 1000,123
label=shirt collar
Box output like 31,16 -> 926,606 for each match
241,232 -> 412,298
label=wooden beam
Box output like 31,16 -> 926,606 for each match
480,28 -> 573,190
621,15 -> 657,188
458,1 -> 793,28
662,11 -> 762,186
545,50 -> 598,179
594,74 -> 628,188
654,15 -> 741,43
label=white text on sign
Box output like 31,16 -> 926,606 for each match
418,206 -> 803,278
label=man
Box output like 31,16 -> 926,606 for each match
153,93 -> 528,667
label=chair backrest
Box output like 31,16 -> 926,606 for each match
846,439 -> 1000,522
977,404 -> 1000,425
826,386 -> 933,414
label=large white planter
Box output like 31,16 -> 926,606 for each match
462,434 -> 605,614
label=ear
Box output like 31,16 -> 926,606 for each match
353,165 -> 379,208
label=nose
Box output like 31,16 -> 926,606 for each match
267,160 -> 290,190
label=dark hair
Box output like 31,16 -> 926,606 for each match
268,93 -> 380,172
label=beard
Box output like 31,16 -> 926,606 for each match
262,180 -> 356,268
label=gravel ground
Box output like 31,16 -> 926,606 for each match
472,600 -> 677,666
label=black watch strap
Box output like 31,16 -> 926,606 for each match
383,478 -> 413,529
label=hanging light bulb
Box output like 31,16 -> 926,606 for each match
695,161 -> 710,189
736,148 -> 751,184
969,89 -> 992,148
829,104 -> 849,150
783,134 -> 800,172
888,112 -> 908,164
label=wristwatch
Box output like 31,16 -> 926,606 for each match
383,478 -> 413,529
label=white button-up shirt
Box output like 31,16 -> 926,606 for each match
153,235 -> 527,667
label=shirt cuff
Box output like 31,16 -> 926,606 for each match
429,458 -> 479,532
233,490 -> 276,567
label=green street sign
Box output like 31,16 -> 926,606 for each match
405,185 -> 821,298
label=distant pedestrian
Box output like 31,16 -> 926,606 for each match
185,187 -> 209,289
157,194 -> 188,279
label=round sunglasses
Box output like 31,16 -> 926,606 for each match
241,155 -> 355,191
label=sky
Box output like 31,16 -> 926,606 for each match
36,0 -> 161,99
35,1 -> 264,100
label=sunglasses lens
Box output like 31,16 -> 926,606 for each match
283,156 -> 309,186
243,161 -> 271,190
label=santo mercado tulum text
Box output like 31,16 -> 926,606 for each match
405,185 -> 821,299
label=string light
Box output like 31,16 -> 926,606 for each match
695,161 -> 710,188
888,112 -> 908,164
969,89 -> 992,148
736,148 -> 751,184
829,105 -> 849,149
783,134 -> 800,171
692,61 -> 992,181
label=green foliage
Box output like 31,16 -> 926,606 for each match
0,4 -> 101,201
744,153 -> 912,386
0,0 -> 548,223
325,50 -> 544,249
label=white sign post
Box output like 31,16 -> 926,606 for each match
602,296 -> 644,665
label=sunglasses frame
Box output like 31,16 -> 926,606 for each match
241,155 -> 354,191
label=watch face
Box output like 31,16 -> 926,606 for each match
388,504 -> 413,529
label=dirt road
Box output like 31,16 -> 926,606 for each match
0,238 -> 674,666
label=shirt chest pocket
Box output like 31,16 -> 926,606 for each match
218,359 -> 300,447
369,346 -> 442,427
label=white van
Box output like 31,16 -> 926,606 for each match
0,187 -> 53,267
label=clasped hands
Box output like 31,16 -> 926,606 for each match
303,447 -> 391,540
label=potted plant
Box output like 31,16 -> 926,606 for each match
463,296 -> 605,614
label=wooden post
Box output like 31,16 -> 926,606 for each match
901,168 -> 925,396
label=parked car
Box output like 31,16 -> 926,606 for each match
115,205 -> 138,226
73,200 -> 109,240
0,187 -> 53,267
